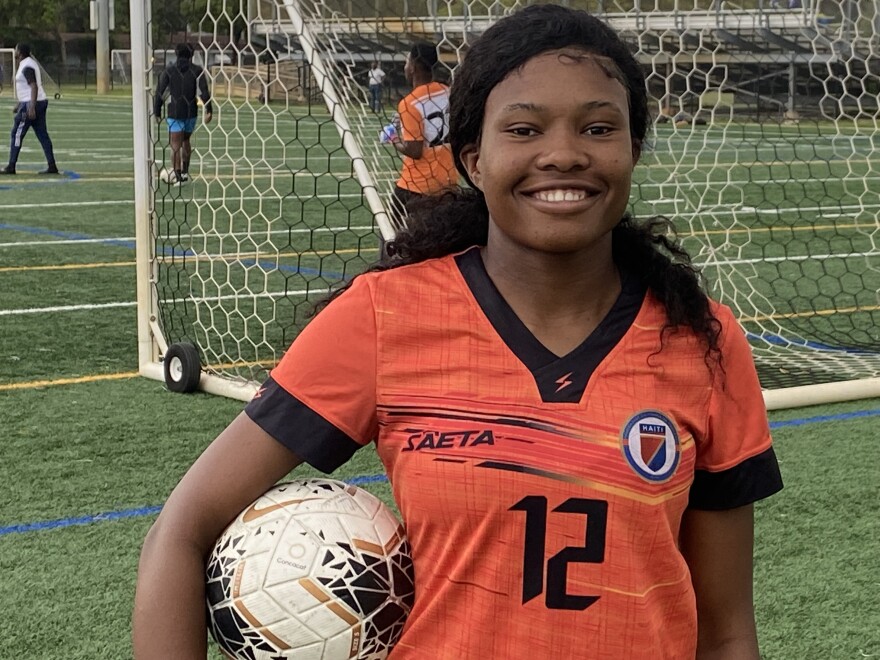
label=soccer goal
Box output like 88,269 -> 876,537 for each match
130,0 -> 880,409
0,48 -> 15,95
111,49 -> 132,87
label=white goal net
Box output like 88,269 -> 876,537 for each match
131,0 -> 880,408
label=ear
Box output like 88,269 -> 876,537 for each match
459,143 -> 482,190
631,140 -> 642,167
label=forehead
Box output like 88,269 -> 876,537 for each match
486,49 -> 629,111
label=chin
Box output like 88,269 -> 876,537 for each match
527,229 -> 612,255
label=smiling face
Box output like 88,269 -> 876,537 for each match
460,49 -> 640,256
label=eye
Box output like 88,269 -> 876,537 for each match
584,125 -> 614,136
506,126 -> 538,137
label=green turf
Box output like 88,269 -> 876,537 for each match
1,93 -> 879,659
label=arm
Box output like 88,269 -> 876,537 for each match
26,82 -> 37,119
393,99 -> 425,159
393,138 -> 424,159
153,70 -> 169,120
198,69 -> 213,123
22,67 -> 37,119
680,505 -> 761,660
132,411 -> 303,659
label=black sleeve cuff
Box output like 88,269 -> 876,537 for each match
688,447 -> 783,510
244,377 -> 363,473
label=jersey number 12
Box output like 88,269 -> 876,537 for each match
509,496 -> 608,610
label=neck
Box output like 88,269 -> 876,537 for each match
480,230 -> 621,351
411,73 -> 432,88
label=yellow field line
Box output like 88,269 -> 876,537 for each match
0,359 -> 279,392
0,261 -> 136,273
742,304 -> 880,323
0,371 -> 139,391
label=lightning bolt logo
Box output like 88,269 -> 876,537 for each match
555,372 -> 574,393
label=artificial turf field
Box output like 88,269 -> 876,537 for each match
0,93 -> 878,658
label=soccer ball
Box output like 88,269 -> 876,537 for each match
378,124 -> 397,144
158,167 -> 177,184
206,479 -> 415,660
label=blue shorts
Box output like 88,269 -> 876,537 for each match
166,117 -> 197,134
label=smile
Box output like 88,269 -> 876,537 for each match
530,189 -> 590,203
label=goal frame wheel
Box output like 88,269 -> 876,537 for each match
163,342 -> 201,393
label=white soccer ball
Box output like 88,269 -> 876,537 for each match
158,167 -> 176,184
206,479 -> 414,660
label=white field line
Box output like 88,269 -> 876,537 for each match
2,251 -> 877,317
0,224 -> 376,248
0,289 -> 314,316
4,194 -> 880,216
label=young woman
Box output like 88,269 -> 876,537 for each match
133,6 -> 782,658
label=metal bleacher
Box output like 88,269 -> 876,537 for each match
245,0 -> 878,118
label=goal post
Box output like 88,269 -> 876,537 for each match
0,48 -> 15,93
131,0 -> 880,410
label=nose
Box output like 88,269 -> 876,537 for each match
534,129 -> 590,172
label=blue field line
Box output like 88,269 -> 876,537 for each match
0,222 -> 343,280
769,407 -> 880,428
0,473 -> 389,538
745,331 -> 875,355
3,409 -> 879,538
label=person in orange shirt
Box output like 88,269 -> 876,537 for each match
389,42 -> 458,222
133,6 -> 782,659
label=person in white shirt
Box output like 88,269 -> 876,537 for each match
367,61 -> 386,113
1,43 -> 58,175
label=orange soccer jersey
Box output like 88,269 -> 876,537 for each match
395,81 -> 458,194
246,248 -> 783,659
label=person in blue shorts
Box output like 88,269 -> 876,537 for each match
153,43 -> 213,184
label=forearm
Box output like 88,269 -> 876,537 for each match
394,140 -> 423,159
696,635 -> 761,660
133,522 -> 209,659
29,83 -> 38,105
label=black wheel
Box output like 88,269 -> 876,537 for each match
163,342 -> 201,393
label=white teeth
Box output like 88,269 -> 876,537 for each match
533,189 -> 587,202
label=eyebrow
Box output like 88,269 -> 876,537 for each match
500,100 -> 621,114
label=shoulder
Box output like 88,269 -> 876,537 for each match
353,255 -> 462,300
706,300 -> 746,347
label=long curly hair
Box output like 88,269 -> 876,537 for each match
316,4 -> 721,363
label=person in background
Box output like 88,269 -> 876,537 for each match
389,42 -> 458,221
1,43 -> 58,175
368,60 -> 386,113
153,43 -> 213,185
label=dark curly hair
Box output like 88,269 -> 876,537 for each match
319,4 -> 721,363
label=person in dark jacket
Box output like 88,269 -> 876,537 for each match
153,43 -> 213,184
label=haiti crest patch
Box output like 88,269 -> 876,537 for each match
621,411 -> 681,482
